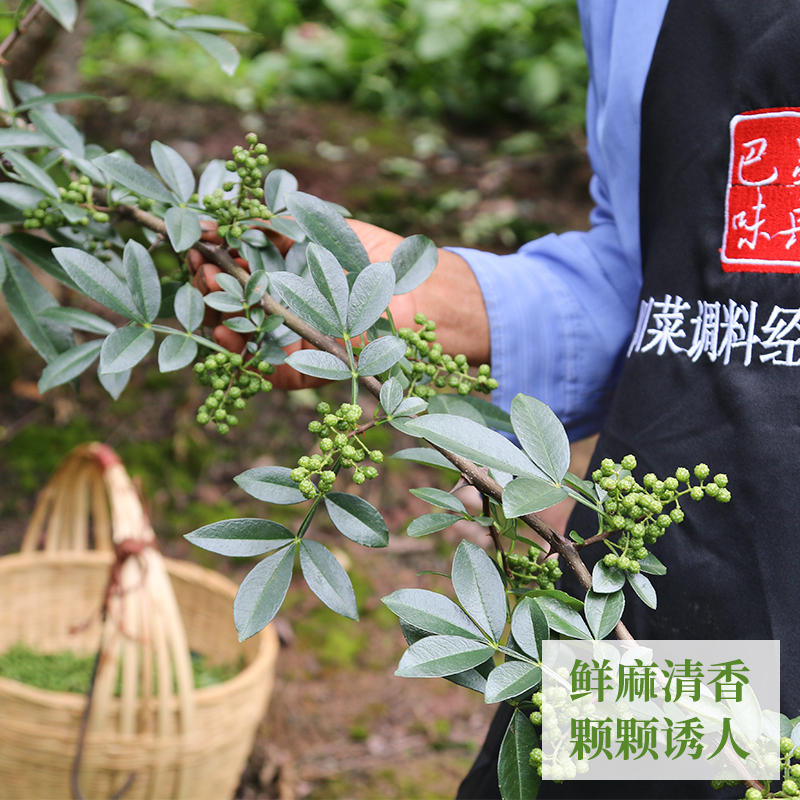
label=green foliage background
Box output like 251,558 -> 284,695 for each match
75,0 -> 586,135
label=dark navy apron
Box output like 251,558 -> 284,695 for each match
458,1 -> 800,797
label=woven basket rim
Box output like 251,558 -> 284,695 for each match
0,550 -> 277,709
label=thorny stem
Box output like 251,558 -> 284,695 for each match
0,2 -> 44,65
122,203 -> 633,643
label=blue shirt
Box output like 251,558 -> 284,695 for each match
449,1 -> 670,441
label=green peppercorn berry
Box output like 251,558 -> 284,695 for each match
414,312 -> 427,325
717,488 -> 731,503
704,483 -> 720,497
603,553 -> 619,568
369,450 -> 384,463
712,473 -> 728,488
457,383 -> 470,396
792,765 -> 800,779
600,458 -> 616,477
334,433 -> 348,448
694,463 -> 710,480
781,738 -> 796,755
261,380 -> 272,392
657,514 -> 672,529
447,374 -> 460,388
783,779 -> 799,796
299,480 -> 317,498
742,788 -> 760,800
194,362 -> 206,374
670,508 -> 685,524
688,486 -> 703,501
245,132 -> 258,145
218,225 -> 230,238
620,454 -> 637,471
529,747 -> 543,764
206,396 -> 219,409
196,412 -> 210,425
309,420 -> 323,433
212,409 -> 226,422
224,414 -> 237,426
93,212 -> 110,224
435,377 -> 447,388
628,560 -> 641,574
794,747 -> 800,759
353,472 -> 366,485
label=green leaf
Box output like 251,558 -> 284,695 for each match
380,376 -> 403,415
510,596 -> 549,660
391,447 -> 460,473
122,0 -> 156,16
485,662 -> 542,704
37,0 -> 77,30
224,317 -> 256,333
216,277 -> 243,302
396,635 -> 495,678
299,539 -> 359,620
307,243 -> 349,329
174,284 -> 205,331
151,140 -> 195,202
427,394 -> 513,434
268,216 -> 306,241
263,169 -> 298,211
407,513 -> 459,537
234,544 -> 296,640
325,492 -> 389,548
2,150 -> 59,197
402,414 -> 542,479
534,596 -> 592,640
3,232 -> 79,291
591,560 -> 626,593
382,588 -> 484,640
452,540 -> 507,642
99,367 -> 131,400
245,270 -> 269,305
285,191 -> 369,274
165,206 -> 202,251
1,249 -> 73,361
780,714 -> 793,739
0,183 -> 46,209
638,553 -> 667,576
792,721 -> 800,748
0,130 -> 53,148
502,476 -> 567,518
173,14 -> 251,33
55,247 -> 141,319
521,588 -> 584,611
391,234 -> 437,295
13,91 -> 101,114
99,326 -> 155,373
29,108 -> 84,158
38,339 -> 103,392
185,518 -> 295,556
392,397 -> 428,417
584,588 -> 625,640
284,349 -> 351,380
510,394 -> 570,483
498,709 -> 540,800
409,487 -> 466,514
203,291 -> 243,313
158,333 -> 197,372
627,571 -> 657,609
39,307 -> 115,335
268,271 -> 341,337
357,335 -> 405,376
346,261 -> 395,336
182,30 -> 241,76
234,466 -> 306,505
94,155 -> 174,205
123,240 -> 161,323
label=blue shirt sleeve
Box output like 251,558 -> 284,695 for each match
448,0 -> 668,441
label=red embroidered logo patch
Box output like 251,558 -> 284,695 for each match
722,108 -> 800,272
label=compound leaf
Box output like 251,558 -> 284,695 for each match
234,466 -> 306,505
452,540 -> 507,642
382,588 -> 484,639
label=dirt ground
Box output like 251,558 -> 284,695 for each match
0,95 -> 592,799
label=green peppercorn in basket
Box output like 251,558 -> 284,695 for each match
0,443 -> 279,800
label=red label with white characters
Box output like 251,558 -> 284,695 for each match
722,108 -> 800,272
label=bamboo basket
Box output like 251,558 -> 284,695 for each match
0,443 -> 280,800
